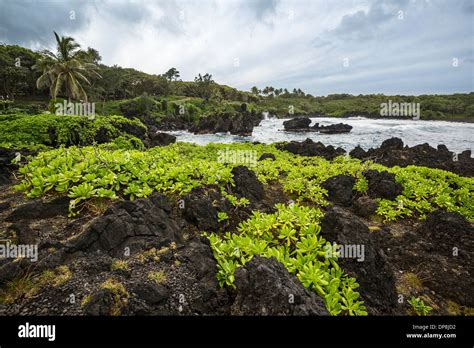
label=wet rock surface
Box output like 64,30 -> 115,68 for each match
133,282 -> 170,305
0,191 -> 231,315
283,117 -> 311,130
0,181 -> 472,316
156,115 -> 191,131
374,209 -> 474,312
6,196 -> 70,222
183,186 -> 231,232
314,122 -> 352,134
414,211 -> 473,307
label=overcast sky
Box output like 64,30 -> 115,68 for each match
1,0 -> 473,95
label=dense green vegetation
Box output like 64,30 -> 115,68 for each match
0,113 -> 146,150
90,92 -> 474,122
256,93 -> 474,120
0,44 -> 40,98
207,203 -> 368,316
2,32 -> 473,318
11,142 -> 473,315
1,41 -> 472,121
14,142 -> 473,221
376,165 -> 473,221
0,41 -> 256,104
111,94 -> 258,125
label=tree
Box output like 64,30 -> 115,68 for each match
250,86 -> 260,95
0,44 -> 40,98
268,86 -> 275,97
77,47 -> 102,64
194,73 -> 214,101
35,32 -> 101,101
164,67 -> 180,82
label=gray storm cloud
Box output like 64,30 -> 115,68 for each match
0,0 -> 472,95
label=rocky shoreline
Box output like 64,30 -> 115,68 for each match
282,117 -> 352,134
279,112 -> 474,123
157,105 -> 264,137
189,110 -> 262,137
277,137 -> 474,177
0,138 -> 472,316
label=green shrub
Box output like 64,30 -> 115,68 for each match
119,95 -> 163,123
0,103 -> 44,115
106,135 -> 145,151
0,113 -> 147,149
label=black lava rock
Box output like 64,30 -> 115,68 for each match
364,169 -> 403,200
231,256 -> 329,315
258,153 -> 276,161
231,166 -> 264,202
321,175 -> 356,207
321,206 -> 398,314
283,117 -> 311,130
148,132 -> 176,147
352,196 -> 378,217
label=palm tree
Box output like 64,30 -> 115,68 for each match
35,32 -> 101,102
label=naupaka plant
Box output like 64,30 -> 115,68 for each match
13,142 -> 473,222
206,203 -> 367,316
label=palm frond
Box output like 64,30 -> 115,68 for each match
37,32 -> 102,101
51,72 -> 65,99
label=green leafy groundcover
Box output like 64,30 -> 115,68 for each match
0,113 -> 146,150
207,203 -> 368,316
13,142 -> 474,315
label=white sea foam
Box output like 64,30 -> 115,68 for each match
168,118 -> 474,153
